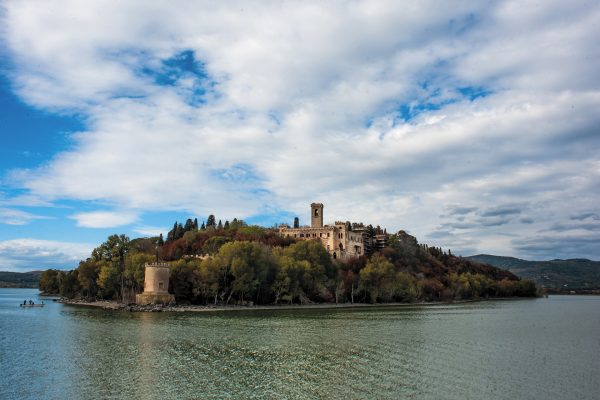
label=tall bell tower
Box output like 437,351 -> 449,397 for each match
311,203 -> 324,228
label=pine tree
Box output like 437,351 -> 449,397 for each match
193,218 -> 198,230
157,233 -> 164,246
224,220 -> 230,229
293,217 -> 299,228
184,218 -> 194,232
201,222 -> 206,230
217,220 -> 223,230
207,215 -> 216,228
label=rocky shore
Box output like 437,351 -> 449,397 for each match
58,298 -> 458,312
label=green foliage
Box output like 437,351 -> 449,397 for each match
0,271 -> 41,288
77,259 -> 100,299
207,215 -> 216,228
36,224 -> 539,305
92,234 -> 131,263
39,269 -> 60,294
58,269 -> 80,298
203,236 -> 231,255
359,254 -> 396,302
97,262 -> 120,300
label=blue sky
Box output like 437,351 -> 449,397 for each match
1,1 -> 599,271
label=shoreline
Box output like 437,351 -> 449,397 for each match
58,297 -> 534,313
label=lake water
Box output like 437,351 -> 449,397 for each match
1,289 -> 599,399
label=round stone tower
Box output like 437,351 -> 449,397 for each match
136,262 -> 175,305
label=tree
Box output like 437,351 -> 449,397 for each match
39,269 -> 60,294
169,259 -> 201,303
97,262 -> 120,299
217,219 -> 223,230
59,270 -> 80,298
203,236 -> 231,255
91,234 -> 131,302
183,230 -> 198,248
359,254 -> 396,303
216,241 -> 274,304
77,259 -> 100,299
224,220 -> 230,229
293,217 -> 299,229
184,218 -> 195,232
207,215 -> 216,228
283,241 -> 332,301
123,252 -> 154,300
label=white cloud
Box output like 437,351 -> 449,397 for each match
133,225 -> 167,237
1,1 -> 600,259
0,238 -> 94,272
0,207 -> 51,225
70,210 -> 138,228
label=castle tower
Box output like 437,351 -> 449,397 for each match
135,262 -> 175,305
311,203 -> 324,228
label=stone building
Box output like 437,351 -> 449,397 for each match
279,203 -> 365,260
136,262 -> 175,305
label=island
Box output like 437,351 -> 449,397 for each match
39,203 -> 537,310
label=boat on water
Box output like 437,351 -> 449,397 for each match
20,303 -> 45,308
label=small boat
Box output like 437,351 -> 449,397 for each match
20,303 -> 45,308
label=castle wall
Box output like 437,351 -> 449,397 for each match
279,222 -> 364,261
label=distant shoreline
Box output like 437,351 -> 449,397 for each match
57,297 -> 536,313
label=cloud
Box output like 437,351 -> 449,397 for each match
133,225 -> 167,237
0,238 -> 93,272
0,207 -> 51,225
481,207 -> 522,218
571,212 -> 600,221
512,233 -> 600,260
70,211 -> 138,228
1,1 -> 600,259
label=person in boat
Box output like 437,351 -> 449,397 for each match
23,300 -> 26,305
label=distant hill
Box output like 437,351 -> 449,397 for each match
466,255 -> 600,292
0,271 -> 42,288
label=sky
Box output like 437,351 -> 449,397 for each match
0,0 -> 599,271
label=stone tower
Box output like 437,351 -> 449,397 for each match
135,262 -> 175,305
311,203 -> 324,228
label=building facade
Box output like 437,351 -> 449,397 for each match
279,203 -> 365,260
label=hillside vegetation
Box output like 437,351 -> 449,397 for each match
39,219 -> 537,304
0,271 -> 41,288
467,254 -> 600,292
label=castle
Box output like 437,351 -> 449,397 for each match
279,203 -> 367,260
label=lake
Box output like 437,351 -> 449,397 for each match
1,289 -> 598,399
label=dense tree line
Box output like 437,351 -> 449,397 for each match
40,221 -> 537,304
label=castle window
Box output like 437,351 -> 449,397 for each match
327,233 -> 330,237
320,233 -> 322,237
159,282 -> 164,290
314,209 -> 319,217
